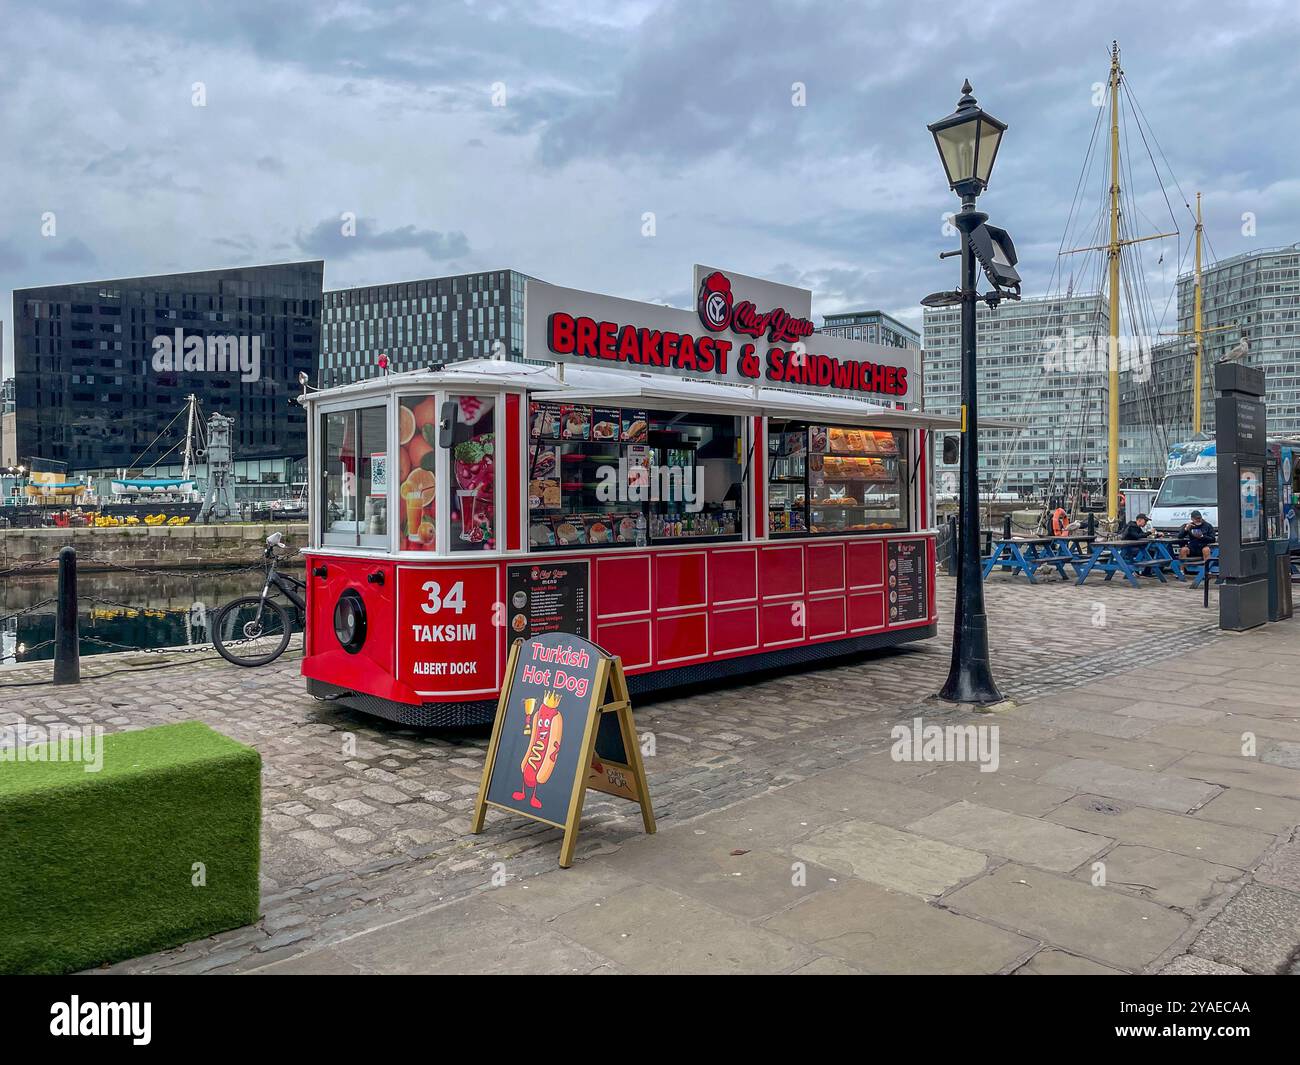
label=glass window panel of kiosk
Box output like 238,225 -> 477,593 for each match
646,411 -> 741,543
321,406 -> 389,548
769,422 -> 908,535
447,394 -> 497,551
526,402 -> 742,550
397,393 -> 439,551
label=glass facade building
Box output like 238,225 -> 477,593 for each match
1120,243 -> 1300,477
320,269 -> 533,385
820,310 -> 921,350
13,262 -> 323,495
923,293 -> 1110,498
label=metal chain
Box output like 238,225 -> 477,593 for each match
0,597 -> 58,622
78,635 -> 219,655
0,555 -> 275,580
78,596 -> 193,614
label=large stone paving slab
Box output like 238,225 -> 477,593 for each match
1115,700 -> 1226,726
1192,788 -> 1300,834
671,791 -> 850,848
1082,844 -> 1241,912
1035,730 -> 1188,772
772,770 -> 956,828
1014,949 -> 1125,975
915,763 -> 1075,817
978,742 -> 1073,781
551,882 -> 812,975
259,894 -> 614,975
1165,752 -> 1300,800
490,864 -> 644,922
1046,795 -> 1274,869
905,801 -> 1110,873
1039,758 -> 1221,813
1190,882 -> 1300,975
584,825 -> 843,920
943,863 -> 1190,971
792,820 -> 988,898
1014,702 -> 1159,740
1201,712 -> 1300,743
1143,723 -> 1257,759
762,879 -> 1036,975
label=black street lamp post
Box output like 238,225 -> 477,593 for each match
928,80 -> 1012,706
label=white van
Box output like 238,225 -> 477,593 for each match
1149,440 -> 1217,535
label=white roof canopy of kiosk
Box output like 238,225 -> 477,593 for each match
530,364 -> 1021,432
300,359 -> 1020,431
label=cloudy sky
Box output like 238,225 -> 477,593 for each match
4,0 -> 1299,375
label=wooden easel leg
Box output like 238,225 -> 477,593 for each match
611,664 -> 655,835
558,820 -> 581,868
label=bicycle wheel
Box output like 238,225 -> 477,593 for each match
212,596 -> 293,666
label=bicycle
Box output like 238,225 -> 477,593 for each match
212,533 -> 306,666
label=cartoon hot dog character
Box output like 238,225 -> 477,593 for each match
512,691 -> 563,809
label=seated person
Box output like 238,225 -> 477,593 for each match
1120,513 -> 1152,541
1119,512 -> 1152,564
1179,510 -> 1217,562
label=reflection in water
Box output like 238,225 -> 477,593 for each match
1,569 -> 302,664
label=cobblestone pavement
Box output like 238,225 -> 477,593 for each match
8,570 -> 1295,974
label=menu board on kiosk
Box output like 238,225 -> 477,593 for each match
507,561 -> 590,640
887,539 -> 928,623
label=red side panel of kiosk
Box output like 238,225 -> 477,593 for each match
302,556 -> 406,700
304,533 -> 934,709
592,532 -> 934,676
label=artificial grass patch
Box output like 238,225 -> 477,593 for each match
0,720 -> 261,974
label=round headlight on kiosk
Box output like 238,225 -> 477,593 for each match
333,590 -> 367,654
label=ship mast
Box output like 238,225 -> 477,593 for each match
182,393 -> 197,480
1106,42 -> 1121,524
1193,193 -> 1204,434
1093,42 -> 1176,523
1058,42 -> 1186,520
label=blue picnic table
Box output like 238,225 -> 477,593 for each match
1074,537 -> 1189,588
982,535 -> 1089,584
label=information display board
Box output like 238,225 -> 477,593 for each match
506,561 -> 589,640
887,539 -> 928,624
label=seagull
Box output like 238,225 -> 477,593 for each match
1220,334 -> 1249,363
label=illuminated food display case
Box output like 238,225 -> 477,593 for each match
299,266 -> 967,726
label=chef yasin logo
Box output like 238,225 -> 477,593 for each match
697,271 -> 733,332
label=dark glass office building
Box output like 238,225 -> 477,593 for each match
321,269 -> 533,385
13,262 -> 323,486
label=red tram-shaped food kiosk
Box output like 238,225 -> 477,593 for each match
300,268 -> 961,726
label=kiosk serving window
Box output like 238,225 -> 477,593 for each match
769,422 -> 907,536
396,392 -> 497,552
321,406 -> 389,548
448,394 -> 496,551
397,394 -> 439,549
528,401 -> 742,550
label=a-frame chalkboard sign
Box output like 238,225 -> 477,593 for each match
471,632 -> 655,867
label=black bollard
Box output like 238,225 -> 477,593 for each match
53,545 -> 80,684
1002,513 -> 1012,539
1086,511 -> 1096,537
